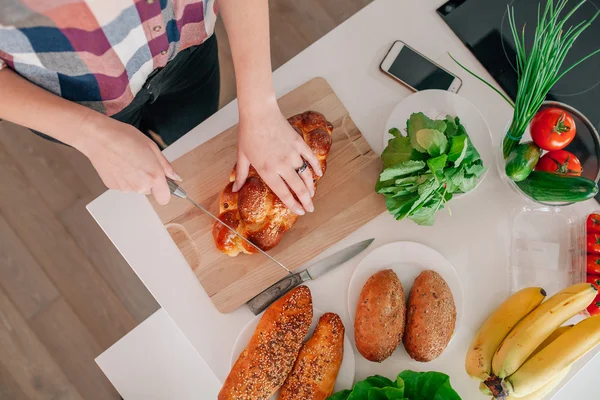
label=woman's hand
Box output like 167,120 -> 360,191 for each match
234,104 -> 322,215
75,114 -> 180,205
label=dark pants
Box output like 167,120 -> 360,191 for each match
113,35 -> 220,146
113,34 -> 220,145
33,35 -> 220,147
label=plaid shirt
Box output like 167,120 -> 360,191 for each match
0,0 -> 217,116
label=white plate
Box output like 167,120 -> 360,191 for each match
383,89 -> 494,198
348,241 -> 464,363
230,308 -> 355,399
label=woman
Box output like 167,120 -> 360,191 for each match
0,0 -> 319,215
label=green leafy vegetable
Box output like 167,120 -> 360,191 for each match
379,160 -> 426,181
382,135 -> 427,168
464,137 -> 481,164
388,127 -> 402,137
376,112 -> 485,226
444,116 -> 460,137
409,205 -> 437,226
407,113 -> 446,153
415,129 -> 448,157
427,154 -> 447,177
465,161 -> 487,177
447,134 -> 468,167
327,370 -> 462,400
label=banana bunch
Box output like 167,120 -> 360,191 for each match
465,283 -> 600,399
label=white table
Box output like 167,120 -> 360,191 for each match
89,0 -> 600,398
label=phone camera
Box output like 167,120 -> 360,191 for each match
437,0 -> 467,16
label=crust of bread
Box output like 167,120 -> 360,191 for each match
279,313 -> 345,400
213,111 -> 333,256
354,269 -> 405,362
218,286 -> 313,400
403,270 -> 456,362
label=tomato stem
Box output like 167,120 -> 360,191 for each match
549,155 -> 581,174
552,112 -> 571,135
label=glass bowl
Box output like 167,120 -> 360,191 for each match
497,101 -> 600,206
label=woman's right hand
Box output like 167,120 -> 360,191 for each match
75,114 -> 180,205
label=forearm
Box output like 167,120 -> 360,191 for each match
218,0 -> 277,117
0,68 -> 101,149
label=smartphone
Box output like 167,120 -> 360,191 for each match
380,40 -> 462,93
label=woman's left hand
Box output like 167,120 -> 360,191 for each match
234,103 -> 322,215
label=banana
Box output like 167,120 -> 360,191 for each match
528,325 -> 572,360
506,366 -> 570,400
497,325 -> 572,399
491,283 -> 597,379
465,287 -> 546,381
506,314 -> 600,398
479,381 -> 492,396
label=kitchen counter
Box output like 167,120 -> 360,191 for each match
89,0 -> 600,398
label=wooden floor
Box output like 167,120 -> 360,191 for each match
0,1 -> 371,398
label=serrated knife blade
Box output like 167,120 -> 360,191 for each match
166,178 -> 293,275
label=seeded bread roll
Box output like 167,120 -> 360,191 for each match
354,269 -> 405,362
279,313 -> 345,400
403,270 -> 456,362
218,286 -> 313,400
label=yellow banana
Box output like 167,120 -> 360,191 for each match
479,381 -> 492,396
491,283 -> 597,378
506,366 -> 570,400
528,325 -> 572,360
465,287 -> 546,381
506,314 -> 600,398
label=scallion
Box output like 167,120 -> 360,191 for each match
452,0 -> 600,159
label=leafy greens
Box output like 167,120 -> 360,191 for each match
327,370 -> 462,400
377,113 -> 486,226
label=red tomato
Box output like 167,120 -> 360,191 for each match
530,108 -> 576,151
588,255 -> 600,275
587,274 -> 600,290
587,293 -> 600,316
588,214 -> 600,234
588,234 -> 600,254
535,150 -> 582,176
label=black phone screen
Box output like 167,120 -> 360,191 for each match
388,46 -> 455,91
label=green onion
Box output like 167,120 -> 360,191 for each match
452,0 -> 600,159
503,0 -> 600,158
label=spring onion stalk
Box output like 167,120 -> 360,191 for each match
503,0 -> 600,158
452,0 -> 600,159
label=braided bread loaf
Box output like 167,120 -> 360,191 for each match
213,111 -> 333,256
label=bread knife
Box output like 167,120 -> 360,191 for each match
166,178 -> 293,275
246,238 -> 374,315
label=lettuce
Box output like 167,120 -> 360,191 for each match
328,370 -> 462,400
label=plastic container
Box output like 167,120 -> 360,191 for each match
509,205 -> 586,297
584,211 -> 600,316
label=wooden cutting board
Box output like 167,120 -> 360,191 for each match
151,77 -> 386,313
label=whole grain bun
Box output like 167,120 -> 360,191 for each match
354,269 -> 405,362
403,270 -> 456,362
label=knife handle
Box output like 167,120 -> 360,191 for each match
246,273 -> 304,315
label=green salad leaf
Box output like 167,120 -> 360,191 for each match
447,134 -> 468,167
375,112 -> 485,226
379,160 -> 426,181
382,135 -> 427,168
427,154 -> 448,177
407,113 -> 447,153
416,129 -> 448,157
444,115 -> 460,137
327,370 -> 462,400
